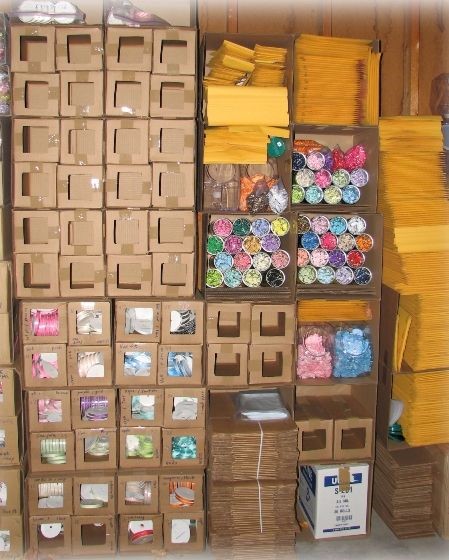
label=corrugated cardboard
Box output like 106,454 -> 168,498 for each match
27,475 -> 73,516
56,27 -> 103,71
105,210 -> 148,255
0,369 -> 21,417
119,426 -> 161,469
70,388 -> 117,430
57,165 -> 104,209
106,70 -> 150,117
0,467 -> 22,516
149,118 -> 195,163
20,301 -> 68,344
10,24 -> 55,73
23,343 -> 67,389
159,470 -> 204,513
163,388 -> 206,428
295,397 -> 334,462
106,27 -> 153,71
119,388 -> 164,427
29,515 -> 71,556
67,345 -> 113,387
60,71 -> 104,117
162,428 -> 205,468
0,262 -> 11,315
206,303 -> 251,344
71,515 -> 116,555
158,344 -> 203,386
117,471 -> 159,515
73,473 -> 116,516
207,344 -> 248,387
118,514 -> 163,553
0,415 -> 21,466
75,427 -> 117,471
161,301 -> 204,344
251,304 -> 296,344
150,74 -> 196,118
59,255 -> 105,297
60,210 -> 103,256
151,252 -> 195,298
13,118 -> 60,162
163,510 -> 205,552
114,300 -> 161,343
106,119 -> 149,165
149,210 -> 195,253
13,209 -> 60,253
248,344 -> 294,385
152,28 -> 197,75
14,162 -> 57,208
29,431 -> 75,473
114,342 -> 158,387
151,162 -> 195,209
27,389 -> 71,433
60,119 -> 104,165
106,255 -> 153,296
67,300 -> 111,346
0,314 -> 12,366
13,72 -> 60,117
105,164 -> 152,208
14,253 -> 60,298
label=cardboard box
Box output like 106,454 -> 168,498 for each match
248,344 -> 294,385
105,164 -> 152,208
13,210 -> 60,254
0,209 -> 11,261
0,263 -> 11,315
20,301 -> 68,344
149,210 -> 195,253
27,389 -> 72,433
162,428 -> 205,468
0,315 -> 12,366
0,118 -> 11,208
251,304 -> 296,344
14,253 -> 60,298
106,70 -> 150,117
118,514 -> 163,553
71,515 -> 116,555
119,426 -> 161,469
59,255 -> 105,297
161,301 -> 204,345
10,24 -> 55,73
27,475 -> 73,516
0,468 -> 23,516
149,119 -> 195,163
206,303 -> 251,344
70,388 -> 117,430
163,388 -> 206,428
114,301 -> 161,343
119,388 -> 164,427
106,255 -> 153,296
158,345 -> 203,386
207,344 -> 248,387
75,428 -> 117,471
105,27 -> 153,71
152,28 -> 197,75
23,343 -> 68,389
29,515 -> 71,556
298,463 -> 370,539
67,345 -> 113,387
295,397 -> 334,462
56,27 -> 103,71
150,74 -> 196,118
105,209 -> 148,254
59,210 -> 103,256
0,369 -> 21,418
29,431 -> 75,474
159,470 -> 204,513
67,301 -> 111,346
73,473 -> 116,516
60,71 -> 104,117
60,119 -> 104,165
13,118 -> 60,162
152,162 -> 195,209
0,514 -> 23,558
163,510 -> 205,552
117,472 -> 159,515
0,415 -> 21,467
57,165 -> 104,209
115,342 -> 158,387
106,119 -> 149,165
14,162 -> 57,208
152,252 -> 195,298
13,72 -> 59,117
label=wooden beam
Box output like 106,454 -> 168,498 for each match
403,0 -> 420,115
227,0 -> 239,32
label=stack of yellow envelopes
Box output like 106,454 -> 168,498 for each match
297,299 -> 373,322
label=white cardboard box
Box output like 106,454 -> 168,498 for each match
298,463 -> 369,539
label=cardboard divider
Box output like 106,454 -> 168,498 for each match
29,431 -> 75,473
105,164 -> 152,208
158,344 -> 203,386
20,301 -> 68,344
119,388 -> 164,427
60,71 -> 104,117
59,255 -> 105,297
27,474 -> 73,516
13,72 -> 60,117
114,301 -> 161,343
70,388 -> 116,430
75,427 -> 117,470
161,427 -> 206,468
118,513 -> 163,553
55,27 -> 104,71
57,165 -> 104,209
72,473 -> 116,516
23,343 -> 68,389
27,389 -> 71,432
114,342 -> 158,387
105,27 -> 153,71
71,514 -> 116,555
151,162 -> 195,209
163,510 -> 205,552
117,471 -> 159,514
163,387 -> 206,428
159,470 -> 205,513
206,303 -> 251,344
60,118 -> 104,165
14,162 -> 57,209
106,255 -> 153,296
161,300 -> 204,345
119,426 -> 161,469
29,514 -> 72,556
14,253 -> 60,297
106,70 -> 150,117
152,28 -> 197,76
0,369 -> 22,418
67,345 -> 113,387
10,24 -> 56,73
106,119 -> 149,165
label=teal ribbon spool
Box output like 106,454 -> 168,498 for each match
267,137 -> 286,158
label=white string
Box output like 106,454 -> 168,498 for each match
256,421 -> 264,533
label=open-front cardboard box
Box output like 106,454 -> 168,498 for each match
158,344 -> 203,386
20,301 -> 67,344
105,26 -> 153,71
29,431 -> 75,474
159,470 -> 204,513
60,71 -> 104,117
119,388 -> 164,427
60,210 -> 103,256
152,252 -> 195,298
14,162 -> 57,209
161,300 -> 204,345
67,345 -> 113,387
162,427 -> 206,468
56,27 -> 103,71
105,164 -> 152,208
23,343 -> 67,389
119,426 -> 161,469
27,475 -> 73,516
106,119 -> 149,165
13,72 -> 60,117
70,388 -> 116,430
118,514 -> 163,554
67,300 -> 111,346
60,119 -> 104,165
149,210 -> 195,253
248,344 -> 294,385
114,342 -> 158,387
207,344 -> 248,387
117,471 -> 159,515
164,387 -> 206,428
295,396 -> 334,462
106,70 -> 150,117
0,514 -> 23,558
152,162 -> 195,209
13,118 -> 60,162
115,300 -> 161,343
106,210 -> 148,255
149,119 -> 196,163
13,210 -> 60,254
71,514 -> 116,555
150,74 -> 196,119
0,263 -> 11,315
29,514 -> 71,556
152,28 -> 197,75
0,369 -> 21,418
59,255 -> 105,297
75,427 -> 117,471
206,303 -> 251,344
57,165 -> 104,209
27,389 -> 71,433
73,473 -> 116,516
163,510 -> 205,552
14,253 -> 60,298
10,24 -> 55,73
251,304 -> 296,344
0,415 -> 22,467
107,255 -> 153,296
0,467 -> 23,516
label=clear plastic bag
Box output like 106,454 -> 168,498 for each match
11,1 -> 86,24
106,0 -> 170,27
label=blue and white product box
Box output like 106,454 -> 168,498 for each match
299,463 -> 369,539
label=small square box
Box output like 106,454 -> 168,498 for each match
206,303 -> 251,344
75,428 -> 117,471
248,344 -> 294,385
295,399 -> 334,462
118,514 -> 163,553
0,316 -> 12,367
106,27 -> 153,71
162,428 -> 205,468
161,301 -> 204,344
163,511 -> 205,553
11,25 -> 55,73
13,210 -> 60,254
115,301 -> 161,343
0,468 -> 22,515
57,165 -> 103,209
158,345 -> 203,386
119,426 -> 161,469
60,210 -> 103,256
114,342 -> 158,387
67,345 -> 113,387
163,388 -> 206,428
29,431 -> 75,474
251,304 -> 296,344
60,119 -> 104,165
152,253 -> 195,298
151,162 -> 195,209
107,255 -> 153,297
68,301 -> 111,346
105,165 -> 152,208
20,301 -> 68,345
0,369 -> 21,418
71,388 -> 116,430
14,162 -> 57,209
119,388 -> 164,427
149,210 -> 195,253
60,71 -> 104,117
117,472 -> 159,515
159,471 -> 204,513
29,515 -> 72,556
0,514 -> 24,557
150,74 -> 196,118
105,210 -> 148,255
27,476 -> 73,516
73,474 -> 116,516
59,255 -> 105,297
13,73 -> 60,117
14,253 -> 60,298
0,415 -> 22,467
27,390 -> 72,433
106,70 -> 150,117
0,262 -> 11,315
334,418 -> 373,461
152,28 -> 196,75
106,119 -> 149,165
56,27 -> 103,71
13,118 -> 60,162
207,344 -> 248,387
71,515 -> 116,556
149,119 -> 195,163
23,344 -> 68,389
